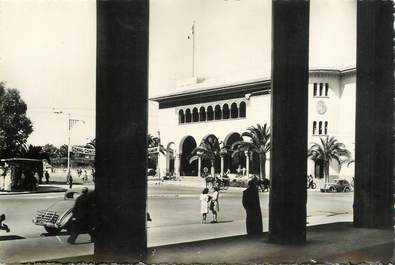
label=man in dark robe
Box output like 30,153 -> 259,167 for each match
242,179 -> 263,235
67,187 -> 95,244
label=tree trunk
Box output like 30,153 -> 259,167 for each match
324,160 -> 329,184
259,153 -> 266,181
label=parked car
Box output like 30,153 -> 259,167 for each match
147,168 -> 156,176
32,186 -> 93,235
320,179 -> 352,193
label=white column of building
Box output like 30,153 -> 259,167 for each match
245,151 -> 250,177
220,156 -> 224,176
175,152 -> 181,178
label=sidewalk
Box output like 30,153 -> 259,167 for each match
0,219 -> 393,263
2,210 -> 393,264
0,184 -> 67,195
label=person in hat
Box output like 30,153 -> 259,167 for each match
67,187 -> 95,244
242,179 -> 263,235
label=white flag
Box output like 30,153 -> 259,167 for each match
187,22 -> 195,39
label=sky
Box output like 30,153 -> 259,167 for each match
0,0 -> 356,147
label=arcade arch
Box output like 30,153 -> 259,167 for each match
223,132 -> 242,173
179,136 -> 197,176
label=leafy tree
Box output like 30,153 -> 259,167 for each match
42,144 -> 59,159
147,134 -> 166,155
308,136 -> 351,184
189,136 -> 220,178
85,138 -> 96,149
58,144 -> 68,158
147,133 -> 166,172
231,123 -> 271,180
0,82 -> 33,157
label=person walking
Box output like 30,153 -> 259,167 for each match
242,179 -> 263,235
67,187 -> 95,244
83,169 -> 88,182
200,188 -> 210,224
210,187 -> 219,223
66,171 -> 73,188
44,171 -> 50,184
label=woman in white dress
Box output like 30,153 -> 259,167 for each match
200,188 -> 210,224
210,187 -> 220,223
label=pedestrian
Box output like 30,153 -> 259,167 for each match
67,171 -> 73,188
34,171 -> 41,184
210,187 -> 219,223
67,187 -> 95,244
83,169 -> 88,182
0,214 -> 10,233
200,188 -> 210,224
242,179 -> 263,235
45,171 -> 50,184
147,212 -> 152,222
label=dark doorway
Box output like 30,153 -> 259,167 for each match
314,159 -> 324,179
179,136 -> 197,176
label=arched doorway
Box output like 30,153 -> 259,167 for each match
179,136 -> 197,176
223,132 -> 242,173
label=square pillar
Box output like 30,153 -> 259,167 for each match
95,0 -> 149,261
269,0 -> 309,244
354,0 -> 394,229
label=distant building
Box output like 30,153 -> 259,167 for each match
150,67 -> 356,182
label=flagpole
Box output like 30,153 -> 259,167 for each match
192,20 -> 195,77
67,113 -> 71,175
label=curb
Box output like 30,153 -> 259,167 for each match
0,188 -> 67,196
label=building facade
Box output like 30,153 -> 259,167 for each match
151,68 -> 356,183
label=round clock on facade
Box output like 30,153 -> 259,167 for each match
316,100 -> 327,115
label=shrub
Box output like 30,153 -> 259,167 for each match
229,178 -> 249,188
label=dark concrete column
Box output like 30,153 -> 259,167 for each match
269,0 -> 309,244
95,0 -> 149,261
354,0 -> 394,230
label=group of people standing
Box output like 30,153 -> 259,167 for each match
200,179 -> 263,236
200,187 -> 220,224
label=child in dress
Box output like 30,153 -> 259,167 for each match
200,188 -> 210,224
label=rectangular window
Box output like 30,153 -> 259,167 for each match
319,83 -> 323,96
313,83 -> 317,96
325,83 -> 329,96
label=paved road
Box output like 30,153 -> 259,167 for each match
0,183 -> 353,242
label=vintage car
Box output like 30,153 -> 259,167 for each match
320,179 -> 352,193
32,186 -> 93,235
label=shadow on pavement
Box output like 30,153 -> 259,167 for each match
40,231 -> 70,237
0,235 -> 25,241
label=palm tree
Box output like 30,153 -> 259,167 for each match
308,136 -> 351,184
147,134 -> 166,154
231,123 -> 271,180
147,134 -> 166,173
189,137 -> 220,178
